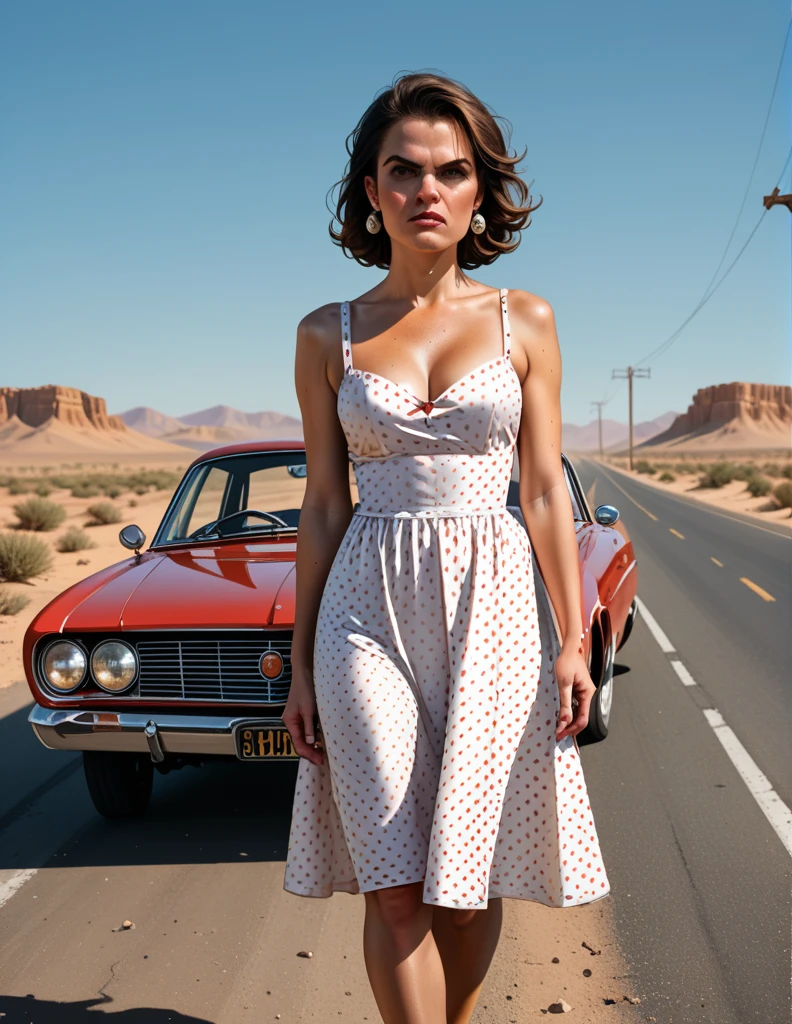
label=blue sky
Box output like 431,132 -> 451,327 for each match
2,0 -> 790,428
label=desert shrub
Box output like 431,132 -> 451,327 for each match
698,461 -> 738,488
0,587 -> 32,616
12,496 -> 68,532
761,462 -> 782,477
35,484 -> 52,497
773,481 -> 792,509
56,527 -> 98,553
658,471 -> 675,482
8,479 -> 32,495
71,483 -> 101,499
128,499 -> 137,507
134,485 -> 149,495
85,501 -> 122,526
635,460 -> 656,475
746,475 -> 772,497
0,532 -> 53,582
732,463 -> 759,482
104,486 -> 122,499
781,464 -> 792,480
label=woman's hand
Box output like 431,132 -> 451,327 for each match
282,665 -> 325,765
554,643 -> 597,741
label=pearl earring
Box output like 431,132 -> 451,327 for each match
470,211 -> 486,235
366,210 -> 382,234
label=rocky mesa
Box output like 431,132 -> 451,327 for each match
641,382 -> 791,450
0,385 -> 127,433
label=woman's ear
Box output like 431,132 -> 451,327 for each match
363,174 -> 380,211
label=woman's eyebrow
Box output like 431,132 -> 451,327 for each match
382,155 -> 473,170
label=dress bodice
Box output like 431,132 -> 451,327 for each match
336,289 -> 522,515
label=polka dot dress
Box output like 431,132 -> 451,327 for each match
283,289 -> 611,910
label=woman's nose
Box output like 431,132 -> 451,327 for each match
416,174 -> 440,203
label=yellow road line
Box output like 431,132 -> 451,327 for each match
711,557 -> 724,567
740,577 -> 776,602
669,528 -> 685,540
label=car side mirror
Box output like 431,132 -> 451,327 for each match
119,524 -> 146,552
594,504 -> 620,526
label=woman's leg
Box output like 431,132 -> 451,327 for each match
362,881 -> 447,1024
431,899 -> 503,1024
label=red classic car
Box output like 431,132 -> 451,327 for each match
24,440 -> 638,818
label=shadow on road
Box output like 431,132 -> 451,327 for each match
0,993 -> 213,1022
0,756 -> 299,871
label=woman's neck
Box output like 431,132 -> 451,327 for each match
374,242 -> 479,306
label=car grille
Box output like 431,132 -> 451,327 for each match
135,635 -> 292,704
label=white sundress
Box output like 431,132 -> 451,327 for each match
284,288 -> 611,911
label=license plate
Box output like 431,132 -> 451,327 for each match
234,722 -> 298,760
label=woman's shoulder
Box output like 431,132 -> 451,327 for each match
297,302 -> 343,343
506,287 -> 556,327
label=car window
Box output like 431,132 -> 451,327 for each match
156,453 -> 308,544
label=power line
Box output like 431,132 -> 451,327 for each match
634,141 -> 792,368
696,19 -> 791,308
596,19 -> 792,407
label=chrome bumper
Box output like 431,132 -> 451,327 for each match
28,705 -> 286,758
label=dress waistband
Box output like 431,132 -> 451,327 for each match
354,506 -> 509,519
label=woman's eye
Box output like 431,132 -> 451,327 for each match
443,168 -> 465,178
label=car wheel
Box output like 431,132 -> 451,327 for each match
83,750 -> 154,819
584,631 -> 616,742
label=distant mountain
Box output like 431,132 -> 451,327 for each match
116,403 -> 303,451
118,406 -> 186,438
562,411 -> 678,452
177,405 -> 300,432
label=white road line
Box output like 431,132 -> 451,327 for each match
0,869 -> 38,911
637,596 -> 792,860
703,710 -> 792,858
670,659 -> 697,687
634,595 -> 676,652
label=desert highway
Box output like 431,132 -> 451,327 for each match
0,457 -> 789,1023
574,456 -> 791,1024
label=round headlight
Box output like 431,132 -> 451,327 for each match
90,641 -> 138,693
43,641 -> 87,692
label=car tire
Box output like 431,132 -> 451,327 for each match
83,750 -> 154,819
583,630 -> 616,742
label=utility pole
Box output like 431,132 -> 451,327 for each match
763,186 -> 792,213
611,367 -> 651,470
590,400 -> 606,458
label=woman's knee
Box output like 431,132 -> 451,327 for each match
365,880 -> 428,932
434,898 -> 502,932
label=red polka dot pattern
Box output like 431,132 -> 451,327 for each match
283,289 -> 611,910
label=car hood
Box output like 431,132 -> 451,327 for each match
62,546 -> 297,631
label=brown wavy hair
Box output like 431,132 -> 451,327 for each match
328,72 -> 542,270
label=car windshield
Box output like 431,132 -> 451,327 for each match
154,451 -> 308,545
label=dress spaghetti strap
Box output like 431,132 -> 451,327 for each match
499,288 -> 511,359
340,301 -> 353,373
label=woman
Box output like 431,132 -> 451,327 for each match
283,72 -> 610,1024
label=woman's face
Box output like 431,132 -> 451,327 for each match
364,117 -> 483,256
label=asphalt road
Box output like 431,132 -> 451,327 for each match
0,459 -> 789,1023
574,456 -> 791,1024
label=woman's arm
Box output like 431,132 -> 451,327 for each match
509,290 -> 595,741
283,304 -> 355,764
